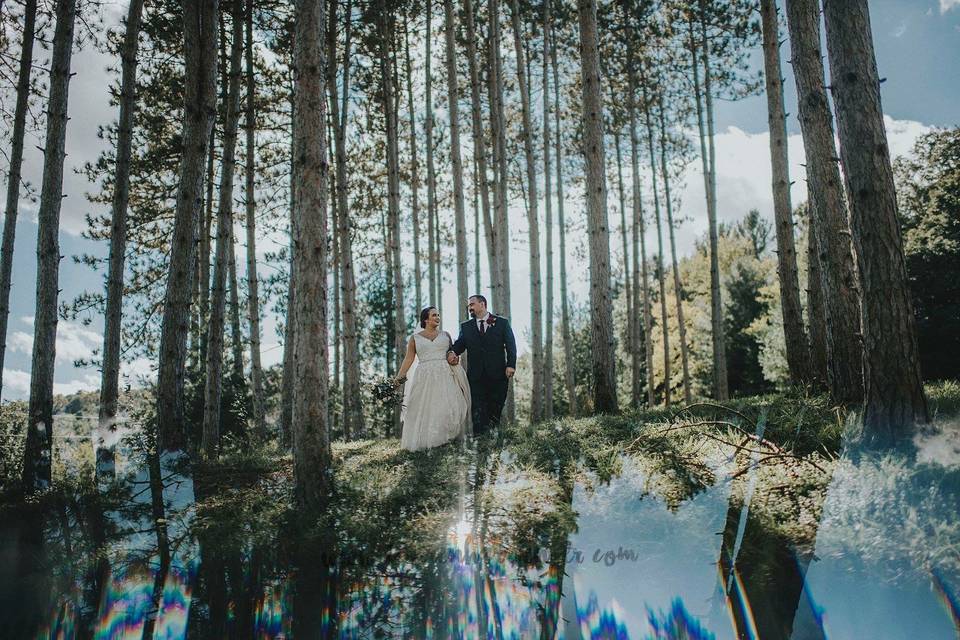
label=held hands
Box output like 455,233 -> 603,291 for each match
446,352 -> 460,366
505,367 -> 516,379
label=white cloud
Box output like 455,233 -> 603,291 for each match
2,368 -> 32,398
940,0 -> 960,14
7,319 -> 104,365
53,372 -> 101,397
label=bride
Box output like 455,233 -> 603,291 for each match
394,306 -> 471,451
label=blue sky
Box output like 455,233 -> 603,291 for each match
1,0 -> 959,401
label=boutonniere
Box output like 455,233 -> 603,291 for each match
485,316 -> 497,327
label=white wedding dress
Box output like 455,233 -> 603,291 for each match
400,331 -> 472,451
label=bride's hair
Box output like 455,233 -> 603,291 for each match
419,306 -> 437,329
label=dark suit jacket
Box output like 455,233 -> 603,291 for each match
450,314 -> 517,382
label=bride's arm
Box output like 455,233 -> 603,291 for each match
395,337 -> 416,383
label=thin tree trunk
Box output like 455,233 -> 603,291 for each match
424,6 -> 438,307
329,0 -> 363,440
696,1 -> 729,401
22,0 -> 77,493
806,217 -> 829,389
228,226 -> 244,381
822,0 -> 928,442
613,129 -> 632,349
198,125 -> 216,365
656,95 -> 692,404
509,0 -> 543,421
402,10 -> 423,313
784,0 -> 863,403
542,0 -> 555,421
760,0 -> 811,387
488,0 -> 511,317
551,6 -> 577,416
464,0 -> 497,298
0,0 -> 37,402
641,78 -> 671,408
577,0 -> 618,414
380,6 -> 405,429
473,157 -> 482,293
244,0 -> 266,440
444,0 -> 469,325
279,96 -> 296,449
627,61 -> 654,408
203,2 -> 244,460
96,0 -> 145,479
157,0 -> 219,451
291,0 -> 332,510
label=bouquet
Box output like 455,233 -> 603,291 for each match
368,374 -> 406,408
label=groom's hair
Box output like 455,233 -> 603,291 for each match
469,294 -> 487,307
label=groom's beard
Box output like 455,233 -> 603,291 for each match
468,309 -> 477,319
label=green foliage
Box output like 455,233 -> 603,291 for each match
895,127 -> 960,381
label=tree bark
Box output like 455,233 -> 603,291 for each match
551,7 -> 577,416
784,0 -> 864,403
329,0 -> 363,440
22,0 -> 77,493
157,0 -> 219,451
508,0 -> 543,422
444,0 -> 469,326
759,0 -> 812,387
822,0 -> 928,442
657,95 -> 693,404
627,62 -> 655,408
244,0 -> 266,440
806,215 -> 829,389
487,0 -> 511,318
695,1 -> 729,400
203,2 -> 244,460
463,0 -> 496,296
577,0 -> 618,414
424,7 -> 438,307
402,10 -> 423,312
291,0 -> 332,509
228,225 -> 244,382
613,129 -> 632,354
542,0 -> 555,421
380,5 -> 405,423
641,78 -> 671,408
97,0 -> 145,479
0,0 -> 37,402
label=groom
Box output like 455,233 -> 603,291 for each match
447,294 -> 517,435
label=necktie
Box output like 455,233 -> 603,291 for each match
479,319 -> 486,335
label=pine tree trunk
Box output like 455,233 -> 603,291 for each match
542,0 -> 555,421
279,97 -> 297,450
822,0 -> 928,442
641,79 -> 671,408
21,0 -> 77,493
463,0 -> 496,295
97,0 -> 145,479
424,7 -> 438,307
198,127 -> 216,364
488,0 -> 511,318
627,62 -> 655,408
0,0 -> 37,402
657,95 -> 692,404
508,0 -> 543,422
244,0 -> 266,440
551,10 -> 577,417
444,0 -> 469,325
291,0 -> 332,510
695,1 -> 729,401
613,129 -> 633,352
380,7 -> 405,426
760,0 -> 812,387
328,0 -> 363,440
577,0 -> 618,414
402,10 -> 423,312
157,0 -> 219,451
784,0 -> 864,404
806,218 -> 829,389
228,226 -> 244,381
203,3 -> 244,460
473,159 -> 482,293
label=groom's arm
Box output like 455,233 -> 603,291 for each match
450,323 -> 467,356
503,318 -> 517,369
